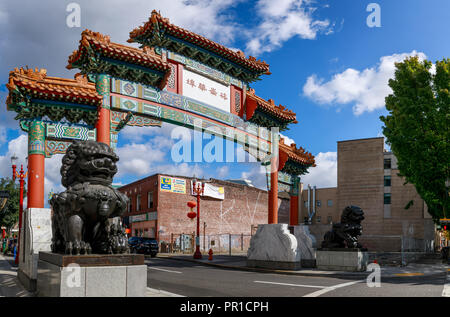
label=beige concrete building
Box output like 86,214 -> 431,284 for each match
300,137 -> 435,252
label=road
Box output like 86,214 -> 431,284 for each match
146,257 -> 449,297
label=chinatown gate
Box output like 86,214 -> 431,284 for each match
6,11 -> 315,229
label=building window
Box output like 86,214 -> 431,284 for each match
327,216 -> 332,224
327,199 -> 333,207
384,158 -> 391,169
316,216 -> 321,223
127,198 -> 131,213
136,194 -> 141,211
384,175 -> 391,187
316,200 -> 321,207
148,191 -> 154,209
384,193 -> 391,205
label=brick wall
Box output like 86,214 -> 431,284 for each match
120,174 -> 295,244
157,177 -> 270,239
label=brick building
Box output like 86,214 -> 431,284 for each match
119,174 -> 290,250
299,137 -> 435,252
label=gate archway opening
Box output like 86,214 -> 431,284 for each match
5,10 -> 315,226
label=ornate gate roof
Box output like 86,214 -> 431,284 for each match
67,30 -> 171,89
129,10 -> 270,83
6,68 -> 101,125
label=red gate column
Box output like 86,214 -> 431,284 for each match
268,156 -> 278,224
27,120 -> 46,208
95,74 -> 111,146
289,176 -> 300,226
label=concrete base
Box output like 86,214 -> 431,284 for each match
18,268 -> 36,292
247,224 -> 300,270
18,208 -> 52,292
36,252 -> 147,297
316,249 -> 368,272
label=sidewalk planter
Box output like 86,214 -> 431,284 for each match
36,252 -> 147,297
316,248 -> 368,272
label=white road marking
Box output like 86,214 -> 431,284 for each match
442,273 -> 450,297
303,280 -> 364,297
146,287 -> 185,297
148,267 -> 182,274
254,281 -> 327,289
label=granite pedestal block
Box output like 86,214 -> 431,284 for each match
316,248 -> 368,272
18,208 -> 52,292
36,252 -> 147,297
247,224 -> 301,270
292,225 -> 317,268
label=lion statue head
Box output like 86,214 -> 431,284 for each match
340,205 -> 365,224
60,141 -> 119,188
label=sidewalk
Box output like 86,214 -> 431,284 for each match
0,254 -> 32,297
155,253 -> 450,279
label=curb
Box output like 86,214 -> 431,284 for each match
152,255 -> 449,280
152,255 -> 369,279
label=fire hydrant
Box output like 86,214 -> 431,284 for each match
208,248 -> 213,261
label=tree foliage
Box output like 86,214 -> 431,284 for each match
0,178 -> 26,231
380,57 -> 449,221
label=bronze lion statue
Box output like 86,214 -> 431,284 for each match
321,205 -> 365,249
50,141 -> 129,255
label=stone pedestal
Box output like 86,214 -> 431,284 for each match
316,248 -> 368,272
18,208 -> 52,291
292,224 -> 317,268
247,224 -> 300,270
36,252 -> 147,297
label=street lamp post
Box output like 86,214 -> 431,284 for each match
192,180 -> 204,259
11,154 -> 27,265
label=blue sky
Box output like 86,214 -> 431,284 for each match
0,0 -> 448,204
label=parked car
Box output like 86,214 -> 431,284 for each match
128,237 -> 159,257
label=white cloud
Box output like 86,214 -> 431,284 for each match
217,165 -> 230,178
0,0 -> 241,80
303,51 -> 427,115
246,0 -> 331,55
158,162 -> 204,179
44,154 -> 64,205
241,164 -> 267,190
300,151 -> 336,188
0,126 -> 7,146
0,134 -> 28,176
280,133 -> 295,146
116,141 -> 167,177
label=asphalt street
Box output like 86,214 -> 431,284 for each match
146,257 -> 449,297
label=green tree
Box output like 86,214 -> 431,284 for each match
0,177 -> 26,232
380,57 -> 449,221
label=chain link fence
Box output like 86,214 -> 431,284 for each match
158,232 -> 253,255
361,235 -> 436,266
